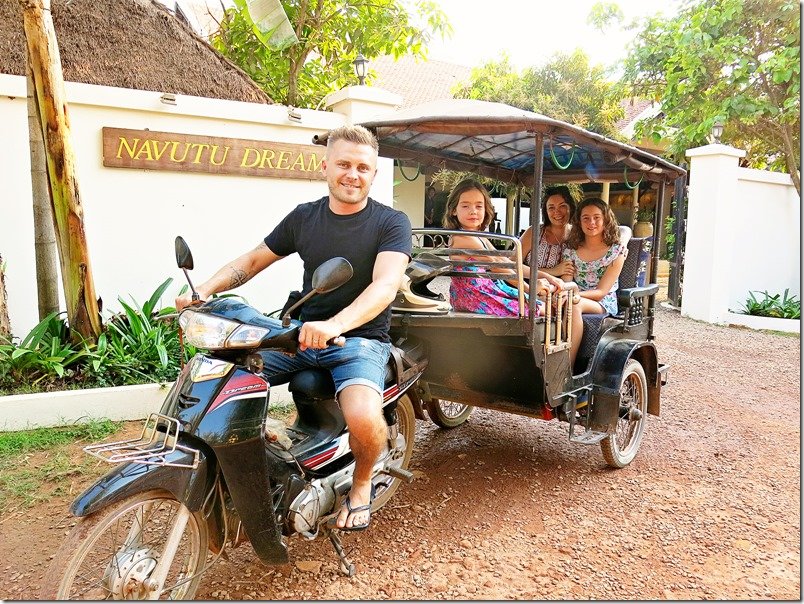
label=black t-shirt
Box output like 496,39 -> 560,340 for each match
264,196 -> 412,342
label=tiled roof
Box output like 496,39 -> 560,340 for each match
372,58 -> 660,143
615,98 -> 656,131
370,54 -> 473,108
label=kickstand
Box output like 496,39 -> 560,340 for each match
327,529 -> 356,577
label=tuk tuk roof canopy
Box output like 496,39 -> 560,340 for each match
314,99 -> 686,186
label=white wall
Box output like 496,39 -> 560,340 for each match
682,143 -> 800,326
0,75 -> 399,337
730,168 -> 800,310
392,167 -> 425,227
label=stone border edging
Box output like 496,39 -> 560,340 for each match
0,382 -> 294,432
724,311 -> 800,334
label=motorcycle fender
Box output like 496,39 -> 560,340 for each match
69,447 -> 214,517
213,436 -> 289,566
588,339 -> 659,431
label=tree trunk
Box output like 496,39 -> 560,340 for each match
0,255 -> 10,339
20,0 -> 101,343
27,59 -> 60,320
778,123 -> 801,197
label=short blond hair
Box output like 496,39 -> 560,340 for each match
326,125 -> 379,153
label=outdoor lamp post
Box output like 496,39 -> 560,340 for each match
711,119 -> 724,144
353,53 -> 368,86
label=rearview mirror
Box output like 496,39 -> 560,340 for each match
175,236 -> 194,270
312,257 -> 353,293
175,236 -> 200,302
281,257 -> 353,326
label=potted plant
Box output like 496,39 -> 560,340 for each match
634,207 -> 654,238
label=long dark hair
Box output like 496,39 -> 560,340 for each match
566,197 -> 620,248
442,178 -> 494,230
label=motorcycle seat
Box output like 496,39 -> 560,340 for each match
288,364 -> 396,400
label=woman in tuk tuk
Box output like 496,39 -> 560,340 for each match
443,179 -> 560,316
520,187 -> 631,278
561,197 -> 626,323
520,185 -> 577,278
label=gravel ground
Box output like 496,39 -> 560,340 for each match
0,306 -> 800,600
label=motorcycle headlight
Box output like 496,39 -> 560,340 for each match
179,310 -> 269,349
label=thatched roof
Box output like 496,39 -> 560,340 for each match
0,0 -> 272,104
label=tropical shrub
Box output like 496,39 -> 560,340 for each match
737,289 -> 800,319
663,215 -> 676,260
90,278 -> 189,387
0,279 -> 195,395
0,312 -> 92,389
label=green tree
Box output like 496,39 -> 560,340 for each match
452,50 -> 624,138
210,0 -> 451,109
587,1 -> 624,31
620,0 -> 800,194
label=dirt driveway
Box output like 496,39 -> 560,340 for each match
0,307 -> 800,600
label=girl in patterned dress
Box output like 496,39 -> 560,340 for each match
561,197 -> 626,363
443,179 -> 561,316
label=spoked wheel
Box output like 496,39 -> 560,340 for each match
425,398 -> 473,429
41,490 -> 208,600
372,395 -> 416,510
601,359 -> 648,468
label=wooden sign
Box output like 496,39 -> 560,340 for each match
102,127 -> 325,180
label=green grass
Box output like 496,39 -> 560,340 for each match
0,419 -> 122,513
0,404 -> 299,514
0,419 -> 121,458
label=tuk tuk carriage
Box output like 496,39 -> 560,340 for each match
316,99 -> 687,468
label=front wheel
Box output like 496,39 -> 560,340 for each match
41,490 -> 209,600
425,398 -> 473,428
600,359 -> 648,468
372,395 -> 416,510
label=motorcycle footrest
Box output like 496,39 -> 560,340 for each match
381,465 -> 414,483
569,429 -> 608,444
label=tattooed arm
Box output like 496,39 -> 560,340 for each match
175,241 -> 283,310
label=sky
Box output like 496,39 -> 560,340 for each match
169,0 -> 681,75
424,0 -> 681,73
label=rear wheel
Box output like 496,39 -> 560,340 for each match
600,360 -> 648,468
372,395 -> 416,510
41,490 -> 208,600
425,398 -> 473,428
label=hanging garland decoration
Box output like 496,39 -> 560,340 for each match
623,165 -> 644,190
549,139 -> 575,170
395,159 -> 422,181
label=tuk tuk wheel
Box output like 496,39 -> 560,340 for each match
600,360 -> 648,468
425,398 -> 473,429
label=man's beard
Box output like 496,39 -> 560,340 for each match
328,181 -> 366,204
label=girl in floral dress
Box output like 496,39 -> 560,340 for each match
443,179 -> 561,316
561,197 -> 626,362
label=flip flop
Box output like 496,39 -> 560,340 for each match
328,483 -> 376,532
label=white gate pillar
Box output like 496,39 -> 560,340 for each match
681,143 -> 746,323
324,85 -> 401,125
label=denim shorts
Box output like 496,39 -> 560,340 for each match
260,337 -> 392,397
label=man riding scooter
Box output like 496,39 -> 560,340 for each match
176,124 -> 412,531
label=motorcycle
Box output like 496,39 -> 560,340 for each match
41,237 -> 428,600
